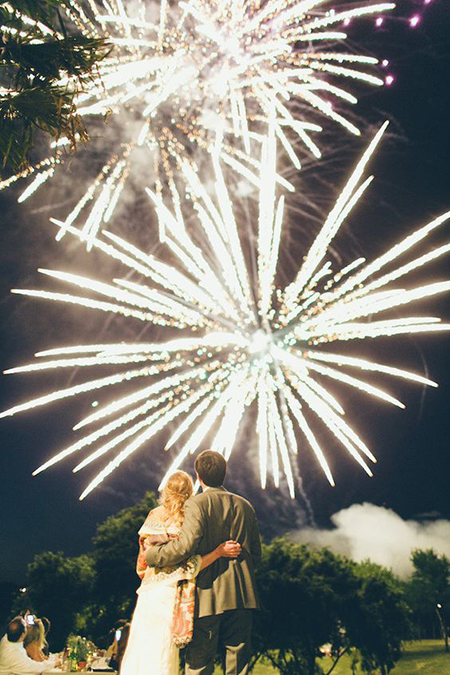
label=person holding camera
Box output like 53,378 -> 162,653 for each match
24,619 -> 47,663
0,616 -> 58,675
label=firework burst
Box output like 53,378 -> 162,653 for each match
2,122 -> 450,499
1,0 -> 394,247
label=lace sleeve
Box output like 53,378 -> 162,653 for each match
136,507 -> 171,579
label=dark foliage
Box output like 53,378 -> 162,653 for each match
11,552 -> 95,650
404,549 -> 450,645
350,561 -> 412,675
0,0 -> 109,174
251,541 -> 412,675
89,491 -> 158,644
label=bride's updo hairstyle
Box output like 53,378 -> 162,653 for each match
160,470 -> 194,526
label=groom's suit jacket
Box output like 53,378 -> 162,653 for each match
145,486 -> 261,618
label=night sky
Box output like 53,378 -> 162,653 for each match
1,1 -> 450,587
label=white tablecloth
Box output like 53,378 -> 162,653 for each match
46,670 -> 113,674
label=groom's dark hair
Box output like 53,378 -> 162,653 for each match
195,450 -> 226,487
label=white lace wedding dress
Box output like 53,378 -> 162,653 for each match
120,507 -> 201,675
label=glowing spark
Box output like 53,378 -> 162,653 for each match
1,0 -> 394,240
2,124 -> 450,500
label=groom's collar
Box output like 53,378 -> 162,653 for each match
202,485 -> 226,493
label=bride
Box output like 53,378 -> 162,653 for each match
120,470 -> 240,675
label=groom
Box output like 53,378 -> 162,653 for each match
145,449 -> 261,675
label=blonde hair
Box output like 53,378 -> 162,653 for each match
160,471 -> 194,527
24,619 -> 46,650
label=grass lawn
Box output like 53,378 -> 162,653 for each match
320,640 -> 450,674
213,640 -> 450,673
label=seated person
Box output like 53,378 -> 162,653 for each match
115,623 -> 130,673
24,621 -> 47,662
0,617 -> 57,675
106,620 -> 130,672
39,621 -> 50,658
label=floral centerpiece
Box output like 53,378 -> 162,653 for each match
67,635 -> 91,670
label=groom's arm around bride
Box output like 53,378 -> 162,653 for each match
146,450 -> 261,674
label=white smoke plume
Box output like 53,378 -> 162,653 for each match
291,503 -> 450,578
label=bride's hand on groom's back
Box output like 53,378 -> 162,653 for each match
217,540 -> 242,558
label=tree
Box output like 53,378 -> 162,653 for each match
12,551 -> 95,650
87,490 -> 158,643
252,539 -> 360,675
1,0 -> 109,174
350,561 -> 412,675
251,542 -> 410,675
405,549 -> 450,649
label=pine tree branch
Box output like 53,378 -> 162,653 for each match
5,0 -> 76,31
0,0 -> 111,175
2,35 -> 110,83
0,84 -> 88,171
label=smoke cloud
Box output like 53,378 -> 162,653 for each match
291,503 -> 450,578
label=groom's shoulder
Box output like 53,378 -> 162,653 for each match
188,488 -> 256,512
229,491 -> 257,514
211,487 -> 257,513
186,488 -> 229,508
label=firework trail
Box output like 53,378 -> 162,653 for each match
1,0 -> 394,246
2,123 -> 450,499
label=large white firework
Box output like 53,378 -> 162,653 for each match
2,123 -> 450,499
1,0 -> 394,247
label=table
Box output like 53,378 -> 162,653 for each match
47,670 -> 114,674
